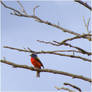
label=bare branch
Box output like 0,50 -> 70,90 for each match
33,5 -> 40,16
1,1 -> 91,41
0,2 -> 81,35
64,83 -> 82,92
1,59 -> 92,82
3,46 -> 91,62
37,33 -> 92,44
13,14 -> 81,36
75,0 -> 92,11
83,17 -> 91,33
17,1 -> 27,15
55,86 -> 74,92
37,40 -> 92,56
1,1 -> 21,15
37,40 -> 59,46
44,50 -> 82,54
59,34 -> 92,42
57,42 -> 92,56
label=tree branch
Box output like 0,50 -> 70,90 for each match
3,46 -> 91,62
33,5 -> 40,16
1,1 -> 21,15
55,86 -> 74,92
1,1 -> 91,41
75,0 -> 92,11
58,34 -> 92,42
37,40 -> 92,56
83,17 -> 91,34
0,59 -> 92,82
54,41 -> 92,56
64,82 -> 82,92
37,33 -> 92,46
17,1 -> 27,15
43,49 -> 82,54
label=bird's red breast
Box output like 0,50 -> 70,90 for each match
31,57 -> 42,69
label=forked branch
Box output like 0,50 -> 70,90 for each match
3,46 -> 91,62
1,1 -> 91,41
37,40 -> 92,56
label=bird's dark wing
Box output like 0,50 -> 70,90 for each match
35,57 -> 44,68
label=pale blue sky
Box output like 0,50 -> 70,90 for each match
1,1 -> 91,92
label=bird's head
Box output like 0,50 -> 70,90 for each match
30,54 -> 37,58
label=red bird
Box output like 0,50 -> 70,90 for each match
30,54 -> 44,77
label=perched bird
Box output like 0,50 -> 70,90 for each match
30,54 -> 44,77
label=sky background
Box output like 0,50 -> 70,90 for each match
1,0 -> 91,92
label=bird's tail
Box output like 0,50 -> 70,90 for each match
36,71 -> 40,77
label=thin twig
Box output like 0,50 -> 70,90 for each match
37,40 -> 61,46
75,0 -> 92,11
83,17 -> 91,33
57,42 -> 91,56
64,83 -> 82,92
59,34 -> 92,42
0,59 -> 92,82
37,40 -> 92,56
44,50 -> 82,54
1,1 -> 21,15
55,86 -> 74,92
17,1 -> 27,15
33,5 -> 40,16
3,46 -> 91,62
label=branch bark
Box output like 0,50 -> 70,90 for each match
1,59 -> 92,82
3,46 -> 91,62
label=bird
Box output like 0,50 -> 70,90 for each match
30,54 -> 44,77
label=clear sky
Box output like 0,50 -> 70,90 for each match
1,0 -> 91,92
